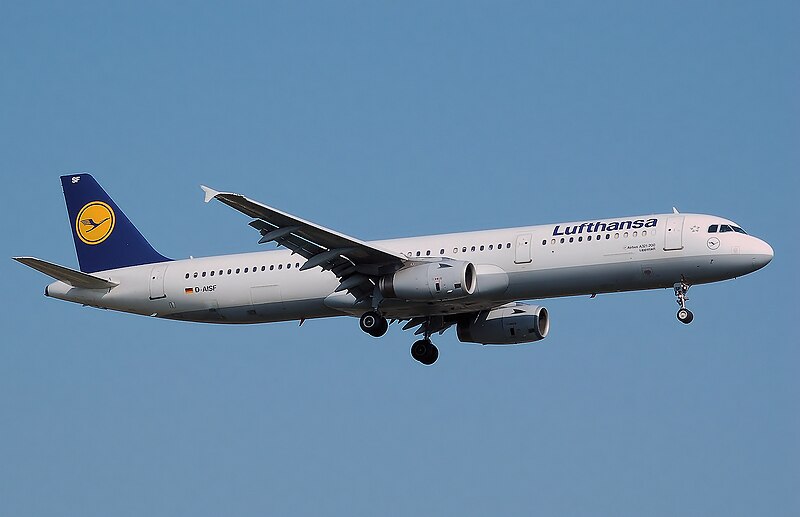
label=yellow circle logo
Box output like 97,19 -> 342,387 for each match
76,201 -> 115,245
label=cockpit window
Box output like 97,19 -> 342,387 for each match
708,224 -> 718,233
732,226 -> 747,234
720,225 -> 733,232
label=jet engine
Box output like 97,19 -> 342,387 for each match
457,303 -> 550,345
379,259 -> 476,301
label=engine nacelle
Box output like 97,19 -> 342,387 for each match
457,303 -> 550,345
379,259 -> 477,301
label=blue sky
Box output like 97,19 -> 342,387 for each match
1,1 -> 798,515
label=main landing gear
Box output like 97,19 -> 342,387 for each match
674,281 -> 694,324
410,338 -> 439,366
359,310 -> 388,337
359,311 -> 440,365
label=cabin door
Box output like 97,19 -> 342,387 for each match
664,217 -> 685,251
514,233 -> 532,264
149,264 -> 168,300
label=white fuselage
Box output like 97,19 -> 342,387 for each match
45,213 -> 773,324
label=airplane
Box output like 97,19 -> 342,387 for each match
14,174 -> 773,365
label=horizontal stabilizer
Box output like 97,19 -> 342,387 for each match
13,257 -> 119,289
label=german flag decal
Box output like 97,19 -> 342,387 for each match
185,287 -> 194,294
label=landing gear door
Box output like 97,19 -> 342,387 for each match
664,216 -> 685,251
514,233 -> 532,264
149,264 -> 168,300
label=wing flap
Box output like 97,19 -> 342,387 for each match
13,257 -> 119,289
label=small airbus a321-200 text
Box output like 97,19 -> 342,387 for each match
14,174 -> 773,365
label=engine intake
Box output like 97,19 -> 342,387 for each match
380,259 -> 476,301
457,303 -> 550,345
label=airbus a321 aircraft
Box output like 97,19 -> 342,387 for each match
14,174 -> 773,365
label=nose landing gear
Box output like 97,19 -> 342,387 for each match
674,281 -> 694,324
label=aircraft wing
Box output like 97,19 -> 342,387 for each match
201,185 -> 407,302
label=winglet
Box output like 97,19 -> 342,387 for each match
201,185 -> 220,203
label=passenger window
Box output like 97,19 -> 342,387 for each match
560,238 -> 564,244
278,264 -> 282,270
416,251 -> 421,257
606,234 -> 610,240
236,268 -> 240,274
210,271 -> 214,276
261,266 -> 266,271
587,235 -> 592,241
227,269 -> 232,275
480,245 -> 484,251
426,250 -> 431,256
270,265 -> 274,271
578,236 -> 583,242
506,243 -> 511,248
453,248 -> 458,253
287,263 -> 291,269
541,240 -> 546,246
296,263 -> 300,268
708,224 -> 718,233
185,273 -> 189,279
551,239 -> 556,245
244,268 -> 248,273
569,237 -> 574,243
614,233 -> 619,239
489,244 -> 494,250
471,246 -> 476,252
440,248 -> 445,255
632,231 -> 637,237
642,230 -> 647,236
193,272 -> 198,278
219,270 -> 223,276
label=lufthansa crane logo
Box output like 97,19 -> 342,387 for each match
76,201 -> 115,245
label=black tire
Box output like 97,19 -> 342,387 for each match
411,339 -> 430,362
677,308 -> 694,324
411,339 -> 438,365
360,311 -> 386,336
422,343 -> 439,365
371,317 -> 389,337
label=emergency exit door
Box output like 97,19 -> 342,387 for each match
515,233 -> 532,264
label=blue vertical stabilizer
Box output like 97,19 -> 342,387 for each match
61,173 -> 171,273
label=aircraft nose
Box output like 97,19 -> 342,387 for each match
751,238 -> 774,270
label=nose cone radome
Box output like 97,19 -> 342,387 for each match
751,238 -> 774,271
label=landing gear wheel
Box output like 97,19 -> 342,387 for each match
360,311 -> 388,337
411,339 -> 439,365
673,281 -> 694,325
